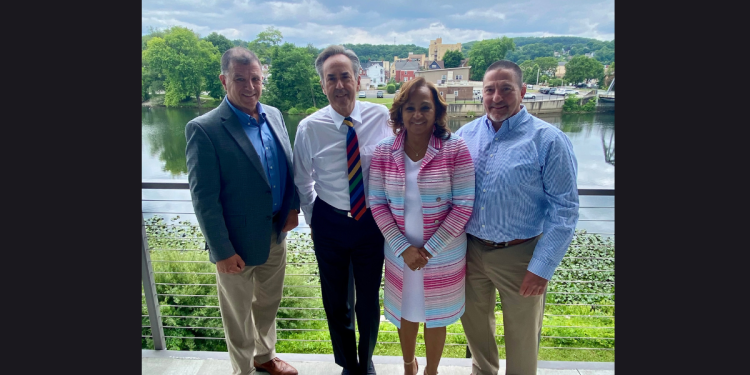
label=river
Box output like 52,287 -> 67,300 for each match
142,106 -> 614,235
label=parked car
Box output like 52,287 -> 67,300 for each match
358,91 -> 366,98
376,90 -> 384,98
523,93 -> 536,100
539,87 -> 552,94
548,88 -> 558,95
526,84 -> 534,90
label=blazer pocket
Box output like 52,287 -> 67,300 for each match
225,214 -> 246,229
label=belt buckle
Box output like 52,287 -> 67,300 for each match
498,241 -> 508,247
347,212 -> 352,218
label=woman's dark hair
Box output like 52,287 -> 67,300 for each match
388,76 -> 450,139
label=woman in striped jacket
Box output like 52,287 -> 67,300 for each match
368,77 -> 475,375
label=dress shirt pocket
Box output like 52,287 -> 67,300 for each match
224,214 -> 246,229
512,156 -> 542,191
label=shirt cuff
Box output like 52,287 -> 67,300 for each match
527,257 -> 556,281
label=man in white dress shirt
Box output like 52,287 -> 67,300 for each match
293,45 -> 391,375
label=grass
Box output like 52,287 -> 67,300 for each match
143,219 -> 614,362
358,97 -> 394,109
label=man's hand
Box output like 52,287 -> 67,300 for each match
216,254 -> 245,274
402,246 -> 429,271
519,270 -> 549,297
282,209 -> 299,232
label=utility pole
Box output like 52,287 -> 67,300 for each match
536,66 -> 540,85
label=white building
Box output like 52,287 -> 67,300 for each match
363,61 -> 386,87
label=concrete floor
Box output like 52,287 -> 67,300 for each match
142,351 -> 614,375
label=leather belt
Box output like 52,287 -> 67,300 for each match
475,235 -> 535,249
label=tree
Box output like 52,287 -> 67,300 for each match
203,32 -> 234,54
519,60 -> 539,85
261,43 -> 327,112
564,55 -> 604,86
142,26 -> 223,107
386,84 -> 396,94
248,26 -> 283,64
468,37 -> 516,81
534,57 -> 558,78
443,50 -> 463,68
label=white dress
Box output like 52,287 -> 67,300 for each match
400,156 -> 426,322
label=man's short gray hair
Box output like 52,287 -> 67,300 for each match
221,47 -> 261,75
315,45 -> 361,81
484,60 -> 524,89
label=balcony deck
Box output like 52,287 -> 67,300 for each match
142,350 -> 615,375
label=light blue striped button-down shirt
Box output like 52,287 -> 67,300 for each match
455,106 -> 579,280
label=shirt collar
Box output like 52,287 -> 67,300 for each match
483,105 -> 528,132
225,97 -> 266,126
330,101 -> 362,130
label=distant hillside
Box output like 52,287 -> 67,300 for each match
462,36 -> 614,65
343,43 -> 429,63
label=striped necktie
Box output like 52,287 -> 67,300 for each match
343,116 -> 366,221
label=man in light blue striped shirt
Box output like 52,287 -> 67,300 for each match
456,60 -> 579,375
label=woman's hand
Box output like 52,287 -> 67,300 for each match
402,246 -> 429,271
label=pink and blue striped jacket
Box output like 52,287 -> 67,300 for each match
368,130 -> 475,328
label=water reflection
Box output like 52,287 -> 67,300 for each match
142,107 -> 614,187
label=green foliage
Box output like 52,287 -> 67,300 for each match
466,111 -> 476,117
142,218 -> 614,361
386,84 -> 396,94
248,26 -> 284,65
534,57 -> 559,77
563,96 -> 597,113
468,37 -> 516,81
142,26 -> 223,107
305,107 -> 318,115
203,32 -> 234,54
548,78 -> 563,87
262,43 -> 328,112
564,56 -> 604,86
343,44 -> 429,62
288,107 -> 301,115
442,50 -> 463,68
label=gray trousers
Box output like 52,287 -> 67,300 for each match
216,231 -> 286,375
461,234 -> 545,375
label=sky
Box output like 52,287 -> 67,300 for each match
142,0 -> 614,47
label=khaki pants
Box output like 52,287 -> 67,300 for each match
461,234 -> 545,375
216,231 -> 286,375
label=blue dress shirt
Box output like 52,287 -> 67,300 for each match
225,97 -> 288,215
455,106 -> 579,280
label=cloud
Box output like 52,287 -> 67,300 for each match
142,0 -> 614,45
452,9 -> 506,21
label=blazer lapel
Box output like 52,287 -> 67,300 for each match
262,104 -> 293,169
391,130 -> 406,176
419,130 -> 443,172
220,101 -> 270,188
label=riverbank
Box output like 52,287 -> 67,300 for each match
142,94 -> 221,109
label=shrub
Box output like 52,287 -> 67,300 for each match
386,84 -> 396,94
288,107 -> 301,115
466,111 -> 476,117
548,78 -> 563,87
305,107 -> 318,115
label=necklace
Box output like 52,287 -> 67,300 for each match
405,143 -> 425,157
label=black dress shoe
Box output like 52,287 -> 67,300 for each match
367,360 -> 376,375
341,369 -> 351,375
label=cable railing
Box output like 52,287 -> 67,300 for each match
142,181 -> 614,360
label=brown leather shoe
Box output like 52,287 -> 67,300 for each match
254,357 -> 298,375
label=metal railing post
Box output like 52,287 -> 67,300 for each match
142,214 -> 166,350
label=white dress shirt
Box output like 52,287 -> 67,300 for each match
293,101 -> 392,225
